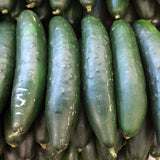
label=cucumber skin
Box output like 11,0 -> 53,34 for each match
0,0 -> 15,12
45,16 -> 80,157
82,15 -> 117,148
110,19 -> 147,138
49,0 -> 71,12
0,21 -> 15,114
79,0 -> 96,9
106,0 -> 129,18
133,20 -> 160,145
132,0 -> 156,20
11,10 -> 47,135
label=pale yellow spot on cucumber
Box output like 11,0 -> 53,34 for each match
40,143 -> 47,149
1,9 -> 8,14
86,5 -> 92,12
52,9 -> 61,15
26,3 -> 35,8
115,15 -> 120,19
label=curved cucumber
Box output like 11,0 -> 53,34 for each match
0,21 -> 15,114
0,0 -> 15,14
49,0 -> 71,14
132,0 -> 156,20
133,20 -> 160,145
10,10 -> 47,138
45,16 -> 80,158
71,102 -> 93,152
106,0 -> 129,19
26,0 -> 43,8
79,0 -> 96,12
110,19 -> 147,138
82,15 -> 117,157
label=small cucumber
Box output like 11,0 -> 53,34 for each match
133,20 -> 160,146
26,0 -> 43,8
79,0 -> 96,12
82,15 -> 117,158
71,102 -> 93,152
106,0 -> 129,19
81,137 -> 98,160
10,10 -> 47,138
45,16 -> 80,158
132,0 -> 156,20
63,143 -> 79,160
34,111 -> 49,150
0,21 -> 15,114
49,0 -> 71,14
0,0 -> 15,14
110,19 -> 147,138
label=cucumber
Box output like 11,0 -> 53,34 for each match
81,137 -> 98,160
79,0 -> 96,12
0,21 -> 15,114
10,10 -> 47,138
34,111 -> 49,150
132,0 -> 156,20
106,0 -> 129,19
96,129 -> 123,160
71,102 -> 93,152
63,143 -> 79,160
133,20 -> 160,146
123,111 -> 154,160
110,19 -> 147,138
82,15 -> 117,158
16,129 -> 36,160
4,146 -> 19,160
45,16 -> 80,158
49,0 -> 71,14
0,0 -> 15,14
26,0 -> 43,8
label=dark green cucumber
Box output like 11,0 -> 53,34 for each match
150,133 -> 160,158
81,137 -> 98,160
133,20 -> 160,146
10,10 -> 47,138
33,0 -> 52,21
34,111 -> 49,150
132,0 -> 156,20
62,143 -> 79,160
106,0 -> 129,19
26,0 -> 43,8
16,129 -> 36,160
110,19 -> 147,138
71,102 -> 93,152
49,0 -> 71,14
45,16 -> 80,159
96,129 -> 123,160
122,2 -> 139,24
79,0 -> 96,12
4,146 -> 19,160
10,0 -> 25,20
123,112 -> 154,160
82,15 -> 117,157
4,109 -> 25,148
62,0 -> 83,25
0,21 -> 15,114
0,0 -> 15,14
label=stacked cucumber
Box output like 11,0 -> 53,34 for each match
1,0 -> 160,160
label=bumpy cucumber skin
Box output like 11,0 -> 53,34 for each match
0,0 -> 15,12
0,21 -> 15,114
11,10 -> 47,136
82,15 -> 117,149
132,0 -> 156,20
133,20 -> 160,145
79,0 -> 96,9
81,138 -> 98,160
124,112 -> 154,160
49,0 -> 71,12
26,0 -> 43,6
110,19 -> 147,138
106,0 -> 129,19
45,16 -> 80,158
71,103 -> 93,152
63,143 -> 79,160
